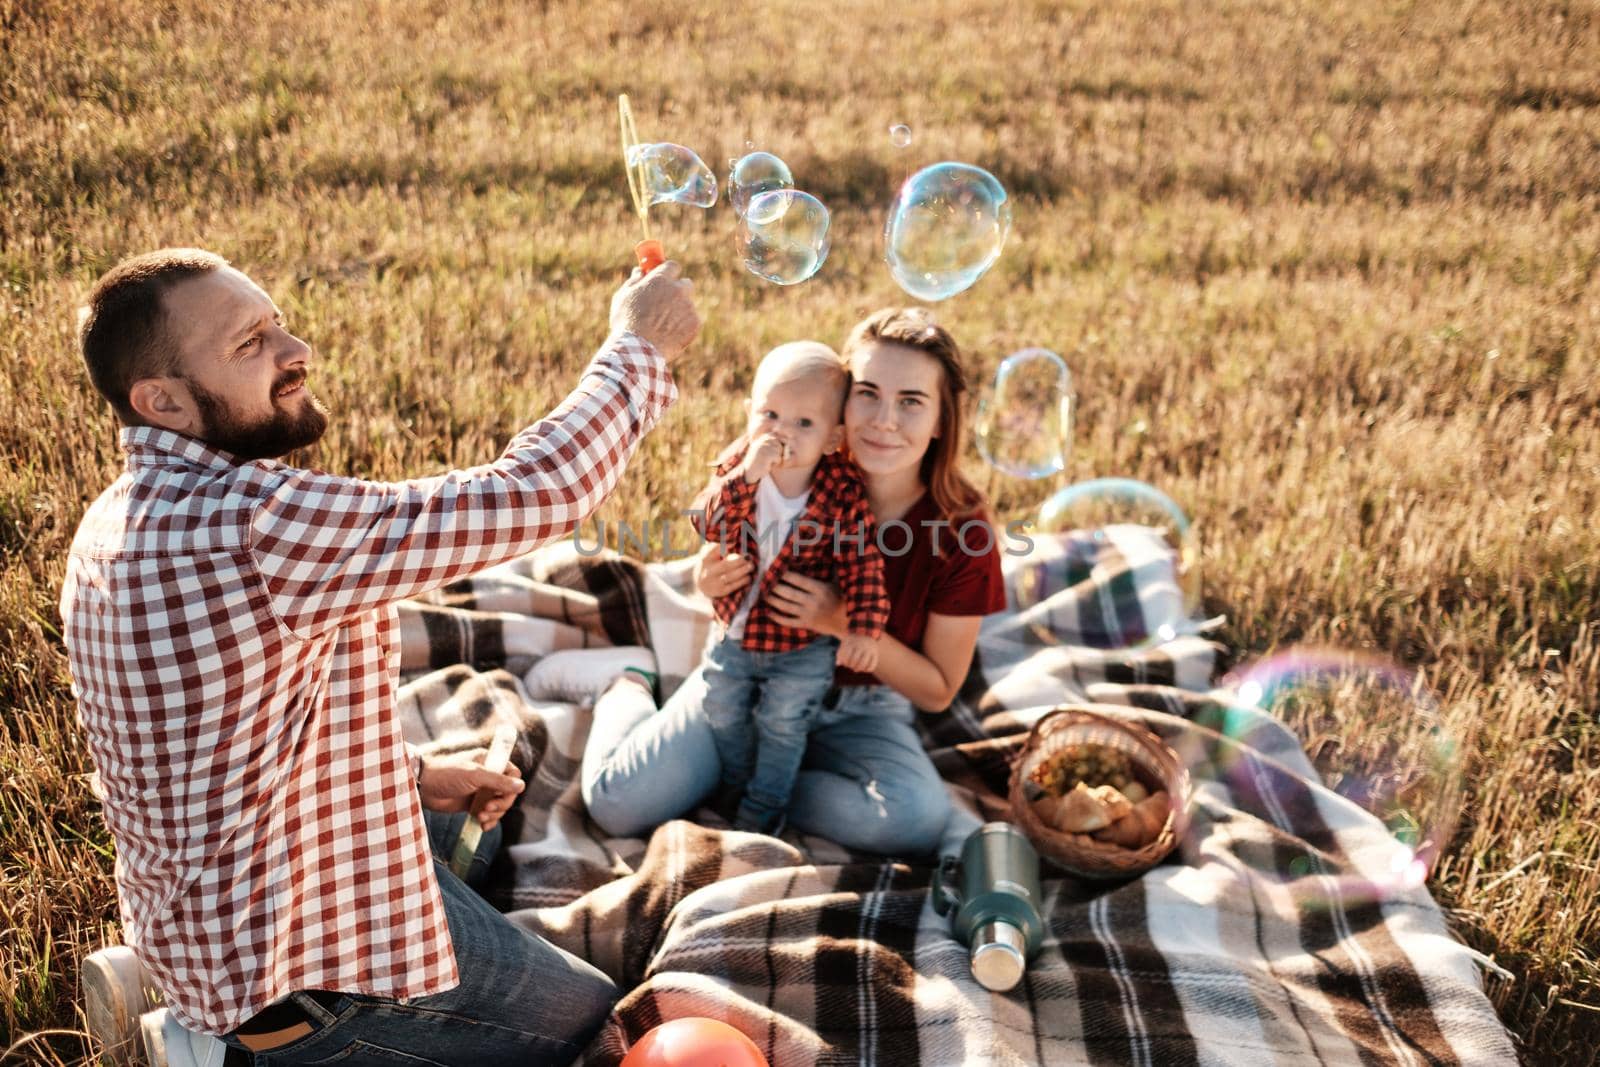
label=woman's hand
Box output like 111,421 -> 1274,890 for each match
768,571 -> 849,639
695,543 -> 756,600
418,750 -> 525,832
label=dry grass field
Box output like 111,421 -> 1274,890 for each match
2,0 -> 1596,1062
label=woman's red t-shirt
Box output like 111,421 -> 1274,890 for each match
836,490 -> 1007,687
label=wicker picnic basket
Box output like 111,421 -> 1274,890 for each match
1009,707 -> 1192,880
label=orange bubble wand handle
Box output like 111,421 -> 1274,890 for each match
634,239 -> 665,272
619,95 -> 666,271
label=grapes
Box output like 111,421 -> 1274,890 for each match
1030,743 -> 1133,797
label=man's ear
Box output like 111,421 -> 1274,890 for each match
128,377 -> 199,434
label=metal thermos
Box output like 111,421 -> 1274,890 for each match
932,822 -> 1044,992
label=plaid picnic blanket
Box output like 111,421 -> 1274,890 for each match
396,529 -> 1517,1066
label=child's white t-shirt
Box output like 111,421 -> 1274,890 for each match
726,474 -> 811,641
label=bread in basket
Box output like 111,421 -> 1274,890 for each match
1009,706 -> 1192,879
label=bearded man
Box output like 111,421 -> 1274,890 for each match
61,248 -> 698,1066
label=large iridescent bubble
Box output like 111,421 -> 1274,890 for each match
728,151 -> 794,218
1178,647 -> 1466,906
738,189 -> 830,285
884,162 -> 1011,301
625,142 -> 718,209
976,348 -> 1074,480
1013,478 -> 1200,647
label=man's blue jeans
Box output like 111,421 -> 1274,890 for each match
221,809 -> 616,1066
700,634 -> 839,832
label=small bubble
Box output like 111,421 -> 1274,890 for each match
625,143 -> 718,209
889,123 -> 913,148
975,348 -> 1073,480
728,152 -> 794,219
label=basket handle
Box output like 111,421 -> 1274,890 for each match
931,854 -> 962,916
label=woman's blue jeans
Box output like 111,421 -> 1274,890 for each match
582,667 -> 952,856
220,810 -> 617,1066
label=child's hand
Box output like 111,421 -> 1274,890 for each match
741,433 -> 786,484
836,634 -> 879,673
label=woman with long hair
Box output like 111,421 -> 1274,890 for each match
582,308 -> 1006,854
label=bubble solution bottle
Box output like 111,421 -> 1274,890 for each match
931,822 -> 1044,991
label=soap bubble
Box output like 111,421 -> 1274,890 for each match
1013,478 -> 1199,647
976,348 -> 1074,480
884,162 -> 1011,301
738,189 -> 830,285
1189,647 -> 1466,905
889,123 -> 913,148
625,142 -> 718,209
729,151 -> 793,218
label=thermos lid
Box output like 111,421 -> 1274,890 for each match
970,920 -> 1027,991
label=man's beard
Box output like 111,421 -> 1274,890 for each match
187,371 -> 329,461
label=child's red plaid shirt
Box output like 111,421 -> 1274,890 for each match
691,442 -> 889,652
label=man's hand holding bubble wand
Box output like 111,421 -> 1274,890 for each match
447,722 -> 520,880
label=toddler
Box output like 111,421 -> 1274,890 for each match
691,341 -> 889,832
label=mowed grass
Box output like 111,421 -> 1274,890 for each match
2,0 -> 1596,1061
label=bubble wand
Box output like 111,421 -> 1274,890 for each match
619,94 -> 666,272
447,722 -> 518,881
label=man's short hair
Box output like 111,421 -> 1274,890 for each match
78,248 -> 229,424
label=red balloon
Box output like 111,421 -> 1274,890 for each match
619,1017 -> 770,1067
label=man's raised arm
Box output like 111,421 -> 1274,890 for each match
253,263 -> 699,638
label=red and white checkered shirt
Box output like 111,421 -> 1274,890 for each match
59,333 -> 674,1035
691,444 -> 889,653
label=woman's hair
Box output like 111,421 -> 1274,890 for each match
842,307 -> 987,520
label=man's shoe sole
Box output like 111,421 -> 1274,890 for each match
82,946 -> 152,1065
138,1010 -> 169,1067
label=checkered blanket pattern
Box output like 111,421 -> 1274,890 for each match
398,530 -> 1516,1066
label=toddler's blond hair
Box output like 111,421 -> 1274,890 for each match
751,341 -> 849,417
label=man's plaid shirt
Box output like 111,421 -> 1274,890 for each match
59,333 -> 674,1035
691,444 -> 889,652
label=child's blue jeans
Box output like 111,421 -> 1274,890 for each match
700,633 -> 840,832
